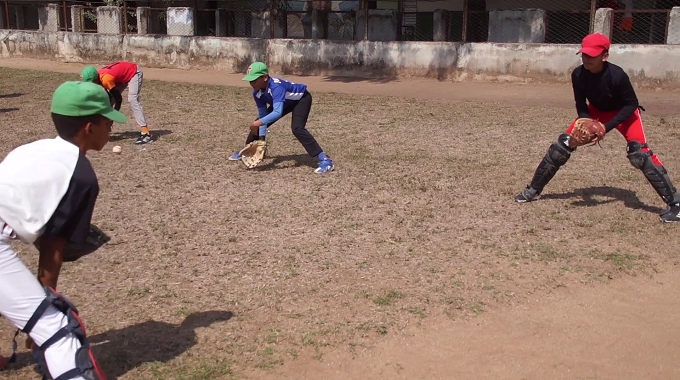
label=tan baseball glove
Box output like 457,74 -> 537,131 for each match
569,118 -> 606,148
239,140 -> 267,169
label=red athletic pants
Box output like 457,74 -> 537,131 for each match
566,105 -> 662,166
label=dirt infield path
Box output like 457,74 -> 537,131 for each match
2,57 -> 680,115
264,267 -> 680,380
3,57 -> 680,379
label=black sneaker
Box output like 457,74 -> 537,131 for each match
514,186 -> 541,203
660,203 -> 680,223
135,133 -> 152,145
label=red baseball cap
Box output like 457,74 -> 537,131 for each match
577,33 -> 611,56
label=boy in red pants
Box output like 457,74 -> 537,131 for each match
515,33 -> 680,223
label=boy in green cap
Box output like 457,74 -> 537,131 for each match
81,61 -> 152,144
231,61 -> 335,173
0,81 -> 124,378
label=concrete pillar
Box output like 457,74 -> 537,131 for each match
303,10 -> 326,39
667,7 -> 680,44
71,5 -> 84,33
97,6 -> 122,34
137,7 -> 149,34
14,6 -> 25,30
593,8 -> 613,38
38,3 -> 59,32
488,9 -> 545,43
356,9 -> 397,41
167,7 -> 194,36
251,10 -> 284,38
433,9 -> 448,41
311,10 -> 326,39
215,8 -> 227,37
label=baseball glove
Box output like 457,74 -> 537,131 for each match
239,140 -> 267,169
569,118 -> 606,148
34,225 -> 111,262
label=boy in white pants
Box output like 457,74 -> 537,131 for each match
0,81 -> 126,379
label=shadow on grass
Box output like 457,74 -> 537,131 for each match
8,310 -> 233,379
541,186 -> 664,214
109,129 -> 173,143
0,93 -> 22,99
320,75 -> 397,84
254,153 -> 317,171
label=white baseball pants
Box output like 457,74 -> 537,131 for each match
0,223 -> 84,380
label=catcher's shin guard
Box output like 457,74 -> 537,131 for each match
22,287 -> 106,380
529,134 -> 574,193
627,141 -> 680,205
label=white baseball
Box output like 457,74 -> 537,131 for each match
112,145 -> 122,154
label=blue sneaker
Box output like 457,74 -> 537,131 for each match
228,150 -> 241,161
315,158 -> 334,173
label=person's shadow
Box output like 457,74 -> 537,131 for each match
90,310 -> 233,378
541,186 -> 664,214
0,93 -> 22,99
255,153 -> 317,171
109,129 -> 173,143
8,310 -> 232,379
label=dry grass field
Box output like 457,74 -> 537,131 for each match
0,65 -> 679,379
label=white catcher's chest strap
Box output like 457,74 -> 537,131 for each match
1,222 -> 17,239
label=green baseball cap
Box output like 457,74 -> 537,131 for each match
80,65 -> 99,82
51,81 -> 127,123
243,62 -> 269,81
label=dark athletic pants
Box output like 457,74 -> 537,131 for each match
245,91 -> 323,158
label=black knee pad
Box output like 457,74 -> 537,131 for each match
626,140 -> 652,169
548,134 -> 574,166
528,134 -> 574,193
23,287 -> 106,380
626,140 -> 679,205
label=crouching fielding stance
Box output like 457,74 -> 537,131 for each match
0,81 -> 127,379
81,62 -> 152,145
229,62 -> 335,173
515,33 -> 680,223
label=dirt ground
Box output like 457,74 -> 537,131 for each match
0,58 -> 679,380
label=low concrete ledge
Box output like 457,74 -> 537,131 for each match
2,30 -> 680,87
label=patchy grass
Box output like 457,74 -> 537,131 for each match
584,249 -> 650,272
0,66 -> 676,379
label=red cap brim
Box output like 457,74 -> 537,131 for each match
577,47 -> 605,56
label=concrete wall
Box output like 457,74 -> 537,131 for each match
2,29 -> 680,87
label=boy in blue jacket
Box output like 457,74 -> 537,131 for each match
230,62 -> 334,173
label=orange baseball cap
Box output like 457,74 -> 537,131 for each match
577,33 -> 611,57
